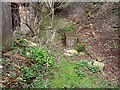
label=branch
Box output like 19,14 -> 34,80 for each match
22,22 -> 35,37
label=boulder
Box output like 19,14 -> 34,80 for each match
66,36 -> 78,49
93,61 -> 104,71
63,49 -> 78,56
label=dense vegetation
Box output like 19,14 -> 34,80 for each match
1,41 -> 116,88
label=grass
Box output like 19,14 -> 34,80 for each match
51,60 -> 78,88
48,58 -> 115,88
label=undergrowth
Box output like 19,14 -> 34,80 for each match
2,38 -> 117,88
2,39 -> 55,88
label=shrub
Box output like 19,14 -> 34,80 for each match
20,47 -> 55,82
64,26 -> 76,32
76,43 -> 85,52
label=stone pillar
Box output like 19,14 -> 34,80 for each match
0,2 -> 13,50
66,36 -> 78,49
0,2 -> 2,87
0,2 -> 2,50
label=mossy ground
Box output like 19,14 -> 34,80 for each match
49,58 -> 115,88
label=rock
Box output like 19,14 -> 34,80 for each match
93,61 -> 104,71
97,57 -> 104,62
63,49 -> 78,56
19,4 -> 35,35
3,51 -> 13,57
66,36 -> 78,49
0,65 -> 3,69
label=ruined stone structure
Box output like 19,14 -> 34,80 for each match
0,1 -> 42,50
0,2 -> 2,50
0,2 -> 13,50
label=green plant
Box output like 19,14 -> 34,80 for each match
77,71 -> 86,78
76,43 -> 85,52
20,47 -> 55,83
84,39 -> 89,43
76,60 -> 99,75
64,26 -> 76,32
22,67 -> 35,81
87,46 -> 92,49
22,47 -> 54,66
16,38 -> 28,45
87,65 -> 99,73
76,60 -> 88,67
